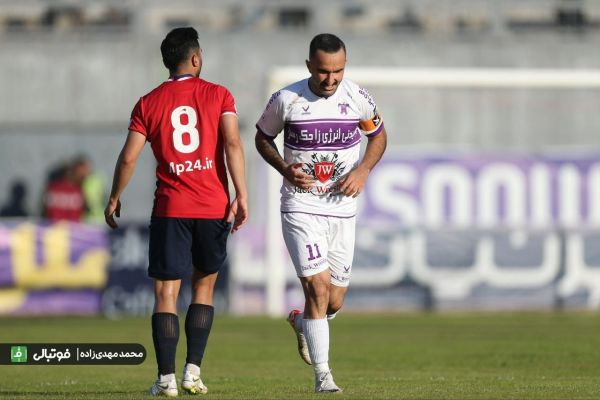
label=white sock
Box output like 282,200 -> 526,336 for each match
314,362 -> 330,374
326,311 -> 338,321
303,318 -> 329,369
184,363 -> 200,376
159,373 -> 175,382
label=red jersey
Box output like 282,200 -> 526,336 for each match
128,76 -> 236,218
44,179 -> 85,222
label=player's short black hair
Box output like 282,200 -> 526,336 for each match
160,27 -> 200,72
309,33 -> 346,58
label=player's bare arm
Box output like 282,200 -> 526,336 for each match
254,131 -> 315,190
221,113 -> 249,233
339,128 -> 387,197
104,130 -> 146,229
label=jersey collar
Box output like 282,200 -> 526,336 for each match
168,74 -> 195,81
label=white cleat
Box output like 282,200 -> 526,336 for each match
149,374 -> 178,397
287,309 -> 312,365
315,370 -> 343,394
181,364 -> 208,395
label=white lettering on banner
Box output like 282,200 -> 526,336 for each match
559,165 -> 581,228
365,160 -> 600,228
408,230 -> 560,299
422,164 -> 472,227
558,233 -> 600,307
477,163 -> 526,228
530,164 -> 551,228
590,165 -> 600,225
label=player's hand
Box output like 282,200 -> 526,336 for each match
227,196 -> 248,234
104,198 -> 121,229
339,165 -> 369,198
283,163 -> 314,190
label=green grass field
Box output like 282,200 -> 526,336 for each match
1,313 -> 599,399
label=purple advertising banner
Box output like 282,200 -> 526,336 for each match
2,289 -> 102,316
0,221 -> 109,315
358,153 -> 600,228
229,152 -> 600,314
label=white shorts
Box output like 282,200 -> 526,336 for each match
281,212 -> 356,287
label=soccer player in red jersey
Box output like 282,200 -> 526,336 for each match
104,27 -> 248,396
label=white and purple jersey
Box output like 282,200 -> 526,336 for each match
256,78 -> 384,217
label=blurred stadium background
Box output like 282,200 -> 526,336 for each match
1,0 -> 600,319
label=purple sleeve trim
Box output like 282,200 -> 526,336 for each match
366,122 -> 385,138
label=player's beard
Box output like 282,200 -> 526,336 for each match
319,80 -> 338,96
309,78 -> 338,97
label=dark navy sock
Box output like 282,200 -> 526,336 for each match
185,304 -> 214,366
151,312 -> 179,376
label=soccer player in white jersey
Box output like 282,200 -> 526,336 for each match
255,33 -> 387,393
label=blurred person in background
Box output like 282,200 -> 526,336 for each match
0,179 -> 29,217
72,154 -> 106,224
42,161 -> 85,222
255,33 -> 387,393
104,27 -> 248,397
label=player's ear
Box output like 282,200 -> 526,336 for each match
192,53 -> 200,68
305,59 -> 311,72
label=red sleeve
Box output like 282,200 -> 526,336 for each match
221,88 -> 237,115
128,97 -> 147,137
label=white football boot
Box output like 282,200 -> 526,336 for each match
315,370 -> 343,393
149,374 -> 178,397
287,309 -> 312,365
181,363 -> 208,395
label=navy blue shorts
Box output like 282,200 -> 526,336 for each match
148,217 -> 231,280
